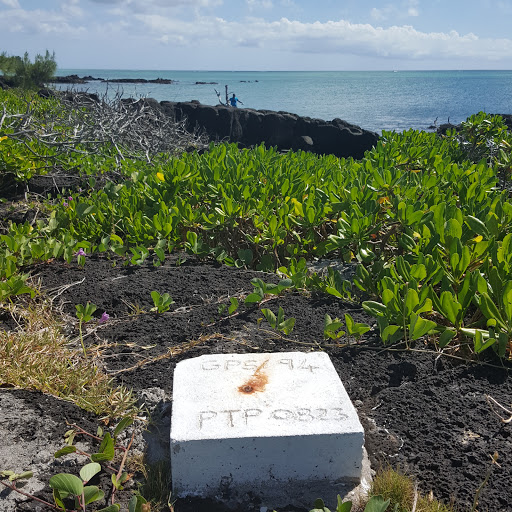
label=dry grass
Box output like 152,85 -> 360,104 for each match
0,298 -> 138,420
138,459 -> 172,512
108,332 -> 232,376
369,467 -> 456,512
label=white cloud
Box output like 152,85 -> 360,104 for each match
2,1 -> 511,69
61,0 -> 84,18
371,1 -> 420,21
130,14 -> 512,62
87,0 -> 222,7
0,7 -> 86,35
370,7 -> 393,21
247,0 -> 274,9
407,0 -> 419,16
1,0 -> 20,7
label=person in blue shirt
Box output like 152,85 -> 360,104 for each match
229,93 -> 243,107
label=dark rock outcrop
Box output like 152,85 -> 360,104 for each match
102,77 -> 174,84
51,74 -> 87,84
49,76 -> 175,84
436,122 -> 459,135
160,101 -> 379,159
25,88 -> 379,159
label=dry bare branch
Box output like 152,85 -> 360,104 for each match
1,88 -> 210,170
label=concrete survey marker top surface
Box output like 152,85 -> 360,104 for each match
171,351 -> 362,441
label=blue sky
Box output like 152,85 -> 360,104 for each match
1,0 -> 512,70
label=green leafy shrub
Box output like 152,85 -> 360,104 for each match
0,50 -> 57,89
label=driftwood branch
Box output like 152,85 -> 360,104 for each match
0,89 -> 210,169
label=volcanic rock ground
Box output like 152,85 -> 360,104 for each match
1,254 -> 512,511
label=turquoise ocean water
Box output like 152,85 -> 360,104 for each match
56,69 -> 512,134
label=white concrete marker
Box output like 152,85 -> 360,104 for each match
170,352 -> 364,508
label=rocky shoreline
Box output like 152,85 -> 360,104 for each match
50,74 -> 175,84
50,75 -> 259,86
157,99 -> 379,159
37,86 -> 380,160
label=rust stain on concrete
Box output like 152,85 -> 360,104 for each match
238,360 -> 269,394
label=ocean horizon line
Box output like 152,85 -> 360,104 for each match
57,68 -> 512,74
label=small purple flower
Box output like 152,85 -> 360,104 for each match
68,196 -> 73,201
75,248 -> 86,257
63,201 -> 68,207
99,312 -> 110,324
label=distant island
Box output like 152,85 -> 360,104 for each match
51,75 -> 258,85
51,75 -> 175,84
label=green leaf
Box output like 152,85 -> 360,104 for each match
382,289 -> 396,307
440,291 -> 462,326
405,289 -> 419,317
80,462 -> 101,483
465,215 -> 489,237
245,292 -> 263,304
91,432 -> 115,462
438,329 -> 456,348
114,417 -> 133,438
503,286 -> 512,324
49,473 -> 84,496
410,264 -> 427,281
345,313 -> 371,337
279,317 -> 296,335
415,297 -> 433,315
472,272 -> 488,296
54,445 -> 77,458
362,301 -> 387,317
497,332 -> 509,358
381,325 -> 404,344
109,234 -> 123,245
325,322 -> 344,332
97,505 -> 121,512
325,286 -> 343,299
111,473 -> 124,490
83,485 -> 104,505
278,278 -> 293,290
277,306 -> 285,325
479,293 -> 507,330
474,329 -> 496,353
409,313 -> 437,341
228,297 -> 239,314
150,290 -> 161,305
310,497 -> 331,512
394,255 -> 409,280
4,471 -> 33,481
444,218 -> 462,241
261,308 -> 277,328
53,488 -> 67,509
337,496 -> 352,512
129,495 -> 148,512
345,312 -> 355,334
432,202 -> 446,239
14,471 -> 33,480
363,495 -> 391,512
237,248 -> 253,266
